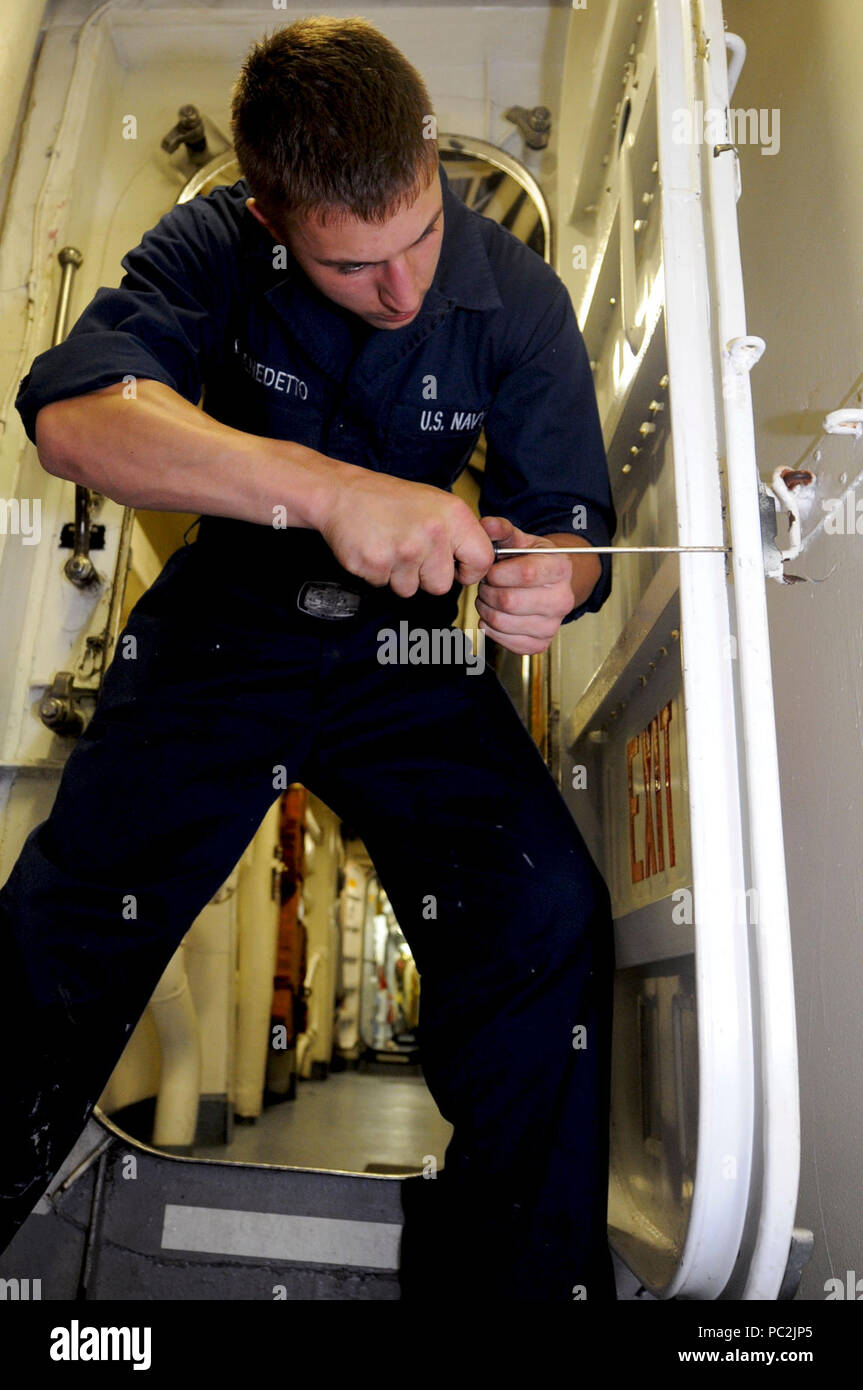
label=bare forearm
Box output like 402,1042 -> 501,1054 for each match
33,378 -> 354,530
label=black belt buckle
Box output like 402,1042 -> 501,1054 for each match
296,579 -> 362,620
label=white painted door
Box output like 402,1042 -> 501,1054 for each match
553,0 -> 799,1300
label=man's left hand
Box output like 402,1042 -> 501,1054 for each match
474,516 -> 602,655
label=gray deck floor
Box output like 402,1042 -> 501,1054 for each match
191,1067 -> 453,1175
187,1065 -> 647,1297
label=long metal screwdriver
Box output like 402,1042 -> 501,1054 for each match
491,540 -> 729,556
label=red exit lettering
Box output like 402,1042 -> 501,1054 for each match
627,700 -> 676,884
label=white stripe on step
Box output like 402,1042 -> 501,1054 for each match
161,1204 -> 402,1270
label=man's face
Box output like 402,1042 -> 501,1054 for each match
246,168 -> 443,329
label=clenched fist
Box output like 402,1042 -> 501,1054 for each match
475,516 -> 602,655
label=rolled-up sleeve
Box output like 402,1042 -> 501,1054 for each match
15,198 -> 228,445
479,280 -> 616,624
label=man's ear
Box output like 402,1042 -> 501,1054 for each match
245,197 -> 281,241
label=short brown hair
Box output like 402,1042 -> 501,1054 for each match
231,16 -> 438,226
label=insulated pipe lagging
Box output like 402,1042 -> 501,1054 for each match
296,951 -> 322,1077
149,946 -> 201,1149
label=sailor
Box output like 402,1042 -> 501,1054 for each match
2,15 -> 618,1301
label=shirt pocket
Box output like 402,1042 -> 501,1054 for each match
213,334 -> 326,450
262,392 -> 326,451
379,400 -> 490,486
207,370 -> 326,451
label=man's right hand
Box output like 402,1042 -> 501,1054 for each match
33,381 -> 494,597
318,466 -> 495,598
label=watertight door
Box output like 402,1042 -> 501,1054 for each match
552,0 -> 799,1299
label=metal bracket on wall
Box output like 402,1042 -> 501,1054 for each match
38,671 -> 91,737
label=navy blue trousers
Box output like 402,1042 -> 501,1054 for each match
0,530 -> 616,1301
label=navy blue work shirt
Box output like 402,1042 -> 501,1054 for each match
16,162 -> 616,623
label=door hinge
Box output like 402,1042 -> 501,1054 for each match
777,1228 -> 815,1301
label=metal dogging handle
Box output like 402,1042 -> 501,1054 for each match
491,539 -> 729,556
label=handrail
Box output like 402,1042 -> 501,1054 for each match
51,245 -> 98,589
